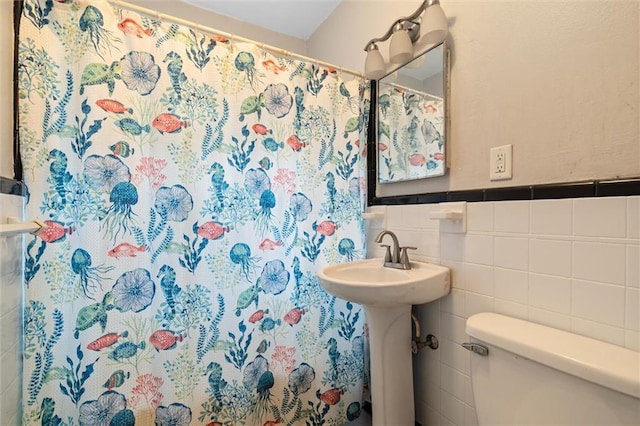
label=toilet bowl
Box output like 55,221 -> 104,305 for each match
465,313 -> 640,425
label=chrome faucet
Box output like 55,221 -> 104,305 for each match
374,230 -> 416,270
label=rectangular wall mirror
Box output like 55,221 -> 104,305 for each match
376,42 -> 447,183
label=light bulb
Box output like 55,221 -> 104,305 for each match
364,44 -> 386,80
421,1 -> 448,45
389,23 -> 414,63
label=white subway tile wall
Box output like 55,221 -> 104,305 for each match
628,198 -> 640,239
0,193 -> 24,425
573,197 -> 627,238
366,196 -> 640,426
530,199 -> 572,235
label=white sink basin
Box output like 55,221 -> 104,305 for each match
318,257 -> 451,425
317,258 -> 450,307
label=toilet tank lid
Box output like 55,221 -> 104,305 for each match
466,313 -> 640,399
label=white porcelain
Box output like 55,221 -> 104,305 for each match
453,262 -> 493,296
572,279 -> 625,327
493,268 -> 528,304
493,237 -> 529,271
571,317 -> 626,347
464,292 -> 493,318
529,238 -> 571,277
573,197 -> 627,238
464,234 -> 494,266
466,202 -> 494,232
626,245 -> 639,288
494,200 -> 529,233
573,241 -> 626,285
528,273 -> 571,314
626,288 -> 640,332
466,313 -> 640,425
318,258 -> 450,307
627,197 -> 640,239
318,258 -> 450,426
530,199 -> 572,235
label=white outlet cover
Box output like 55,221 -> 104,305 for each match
490,144 -> 513,180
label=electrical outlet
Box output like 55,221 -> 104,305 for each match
490,144 -> 512,180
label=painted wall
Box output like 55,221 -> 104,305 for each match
128,0 -> 306,55
366,197 -> 639,425
308,1 -> 640,196
0,193 -> 25,425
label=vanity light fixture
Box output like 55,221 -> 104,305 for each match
364,0 -> 448,80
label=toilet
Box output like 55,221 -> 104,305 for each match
464,313 -> 640,425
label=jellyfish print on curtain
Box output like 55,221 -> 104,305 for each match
18,0 -> 368,424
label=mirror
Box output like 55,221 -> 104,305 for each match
376,42 -> 447,183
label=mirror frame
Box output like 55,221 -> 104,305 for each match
367,42 -> 451,206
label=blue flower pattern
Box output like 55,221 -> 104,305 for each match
112,268 -> 156,313
289,193 -> 312,222
155,185 -> 194,222
19,1 -> 368,424
83,154 -> 131,192
260,260 -> 289,295
120,51 -> 161,96
78,391 -> 127,426
155,403 -> 192,426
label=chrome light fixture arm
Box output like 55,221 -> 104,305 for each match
363,19 -> 413,52
363,0 -> 447,79
363,0 -> 441,52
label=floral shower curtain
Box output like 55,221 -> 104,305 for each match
18,1 -> 367,424
377,83 -> 444,182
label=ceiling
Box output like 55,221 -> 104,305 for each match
182,0 -> 342,40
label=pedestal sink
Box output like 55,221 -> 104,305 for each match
317,258 -> 450,426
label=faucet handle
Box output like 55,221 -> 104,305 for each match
399,246 -> 417,267
380,244 -> 392,262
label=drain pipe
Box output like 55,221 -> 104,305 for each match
411,314 -> 439,354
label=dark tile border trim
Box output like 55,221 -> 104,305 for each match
0,177 -> 25,196
369,178 -> 640,206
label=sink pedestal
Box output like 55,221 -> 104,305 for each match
366,304 -> 414,426
316,257 -> 450,425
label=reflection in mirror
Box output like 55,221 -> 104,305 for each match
377,42 -> 446,183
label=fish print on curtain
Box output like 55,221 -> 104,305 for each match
18,0 -> 368,424
377,83 -> 444,182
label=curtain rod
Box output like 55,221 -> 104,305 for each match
109,0 -> 364,79
382,80 -> 443,101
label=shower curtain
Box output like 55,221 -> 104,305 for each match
377,84 -> 444,182
18,1 -> 367,424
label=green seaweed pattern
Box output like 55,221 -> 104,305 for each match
19,1 -> 368,424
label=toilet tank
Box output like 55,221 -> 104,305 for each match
465,313 -> 640,426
